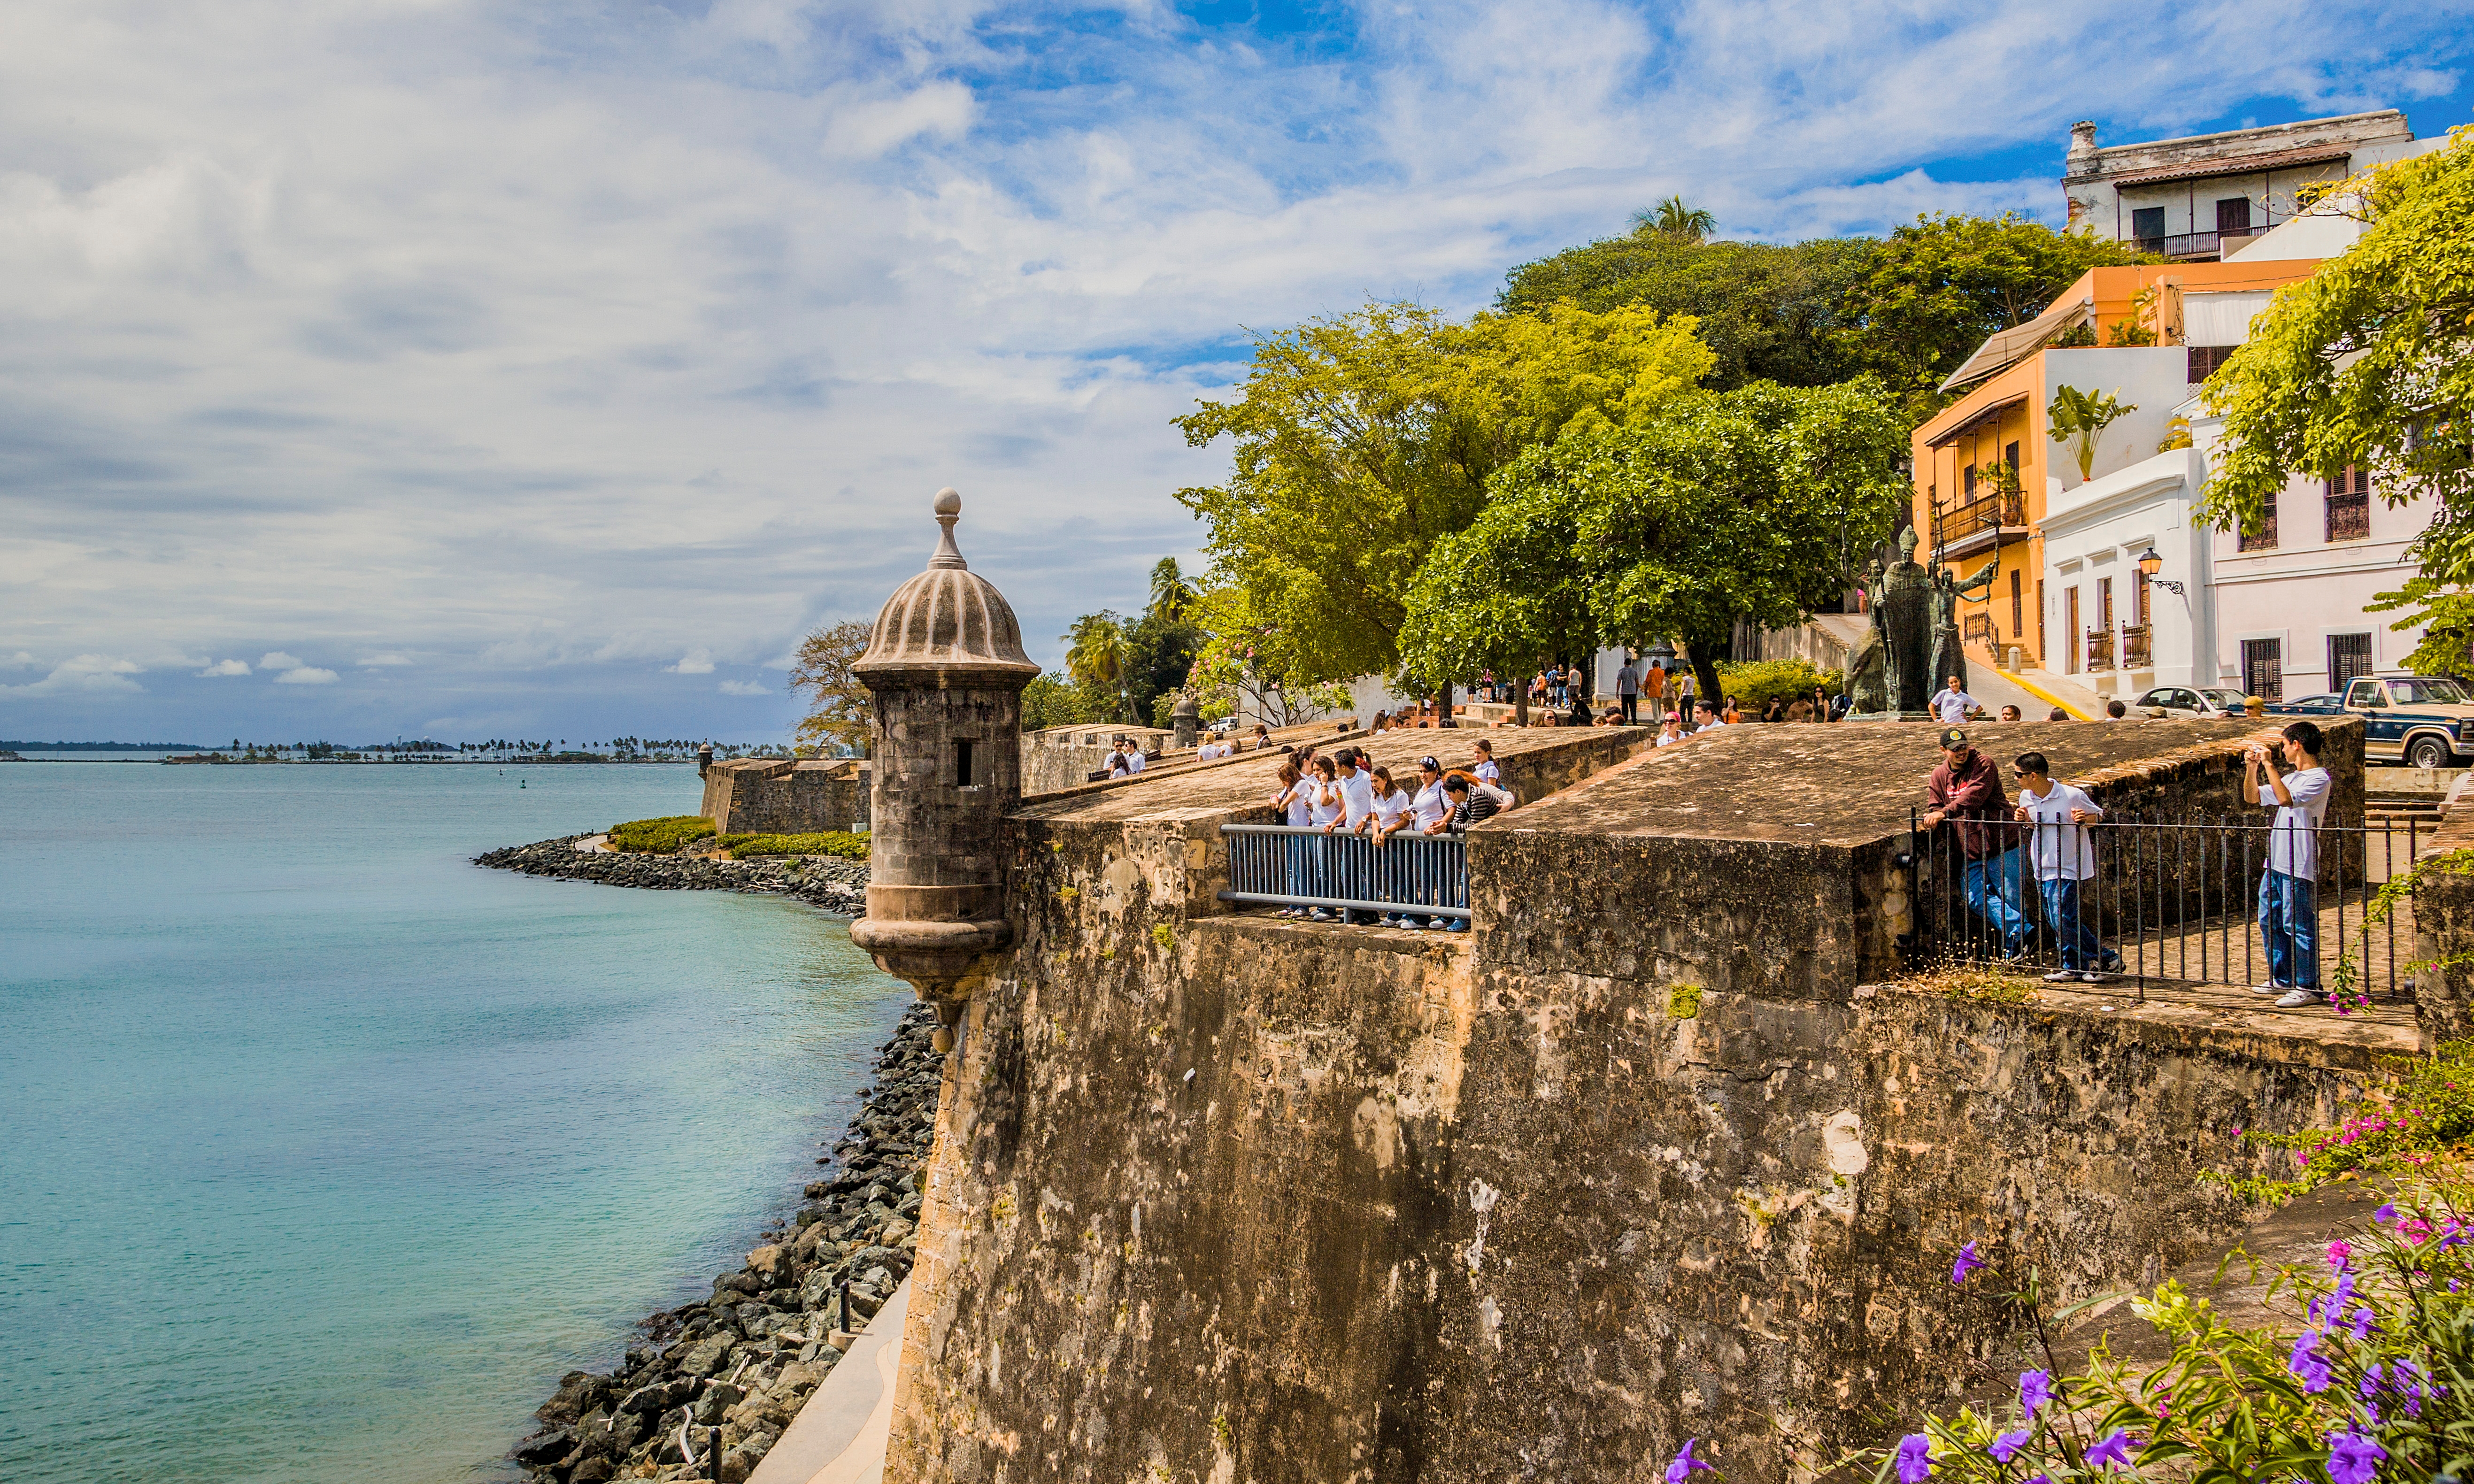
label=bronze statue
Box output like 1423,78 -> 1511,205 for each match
1850,531 -> 1997,720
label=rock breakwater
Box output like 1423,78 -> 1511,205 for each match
475,837 -> 867,916
514,1004 -> 940,1483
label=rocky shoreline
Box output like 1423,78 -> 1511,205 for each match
480,835 -> 926,1483
475,836 -> 867,916
511,1004 -> 938,1483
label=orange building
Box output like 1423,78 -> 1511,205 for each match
1910,259 -> 2323,675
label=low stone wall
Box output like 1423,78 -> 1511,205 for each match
701,759 -> 869,836
1021,725 -> 1171,796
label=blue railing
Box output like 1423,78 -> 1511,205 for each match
1217,823 -> 1471,921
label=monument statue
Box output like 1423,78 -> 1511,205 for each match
1929,559 -> 1999,702
1849,531 -> 2000,721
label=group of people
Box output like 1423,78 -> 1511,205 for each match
1263,739 -> 1513,930
1921,720 -> 2333,1006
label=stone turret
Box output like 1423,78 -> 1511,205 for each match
848,489 -> 1039,1050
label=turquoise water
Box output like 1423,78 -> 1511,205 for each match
0,763 -> 909,1483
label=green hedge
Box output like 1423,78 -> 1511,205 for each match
1713,659 -> 1842,711
608,815 -> 717,853
718,830 -> 870,861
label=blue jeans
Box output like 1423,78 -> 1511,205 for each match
1964,848 -> 2031,953
2259,870 -> 2319,988
2038,877 -> 2106,970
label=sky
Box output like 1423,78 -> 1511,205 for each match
2,0 -> 2466,745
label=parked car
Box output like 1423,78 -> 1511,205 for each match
2267,693 -> 2347,718
2331,675 -> 2474,769
2133,685 -> 2253,717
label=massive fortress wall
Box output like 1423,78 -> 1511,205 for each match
700,757 -> 869,836
881,719 -> 2392,1482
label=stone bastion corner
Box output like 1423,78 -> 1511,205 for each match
873,716 -> 2413,1484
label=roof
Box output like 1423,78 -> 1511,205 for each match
2109,143 -> 2356,189
1940,295 -> 2092,393
854,490 -> 1039,680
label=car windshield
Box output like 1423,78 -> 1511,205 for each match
2389,678 -> 2472,705
2202,690 -> 2248,707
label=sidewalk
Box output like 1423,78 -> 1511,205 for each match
746,1283 -> 907,1484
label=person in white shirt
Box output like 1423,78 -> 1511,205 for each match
1270,761 -> 1315,918
1655,715 -> 1685,747
1123,739 -> 1147,773
1472,739 -> 1501,787
2246,721 -> 2333,1008
1303,757 -> 1345,921
1360,765 -> 1418,926
2010,752 -> 2114,984
1693,699 -> 1724,732
1932,677 -> 1976,725
1330,749 -> 1381,923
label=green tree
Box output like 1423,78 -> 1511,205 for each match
1635,194 -> 1716,243
1501,231 -> 1875,391
2197,130 -> 2474,672
1400,378 -> 1911,704
2046,384 -> 2136,479
787,619 -> 873,756
1147,557 -> 1197,624
1064,611 -> 1132,722
1175,298 -> 1714,692
1838,212 -> 2152,419
1018,671 -> 1098,731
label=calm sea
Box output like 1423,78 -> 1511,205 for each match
0,762 -> 909,1483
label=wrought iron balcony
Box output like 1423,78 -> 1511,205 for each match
2086,630 -> 2117,672
1931,492 -> 2028,562
2120,624 -> 2152,670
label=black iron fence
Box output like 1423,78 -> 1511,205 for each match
1904,810 -> 2419,1004
1219,823 -> 1471,923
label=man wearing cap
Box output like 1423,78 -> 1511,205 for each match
1920,727 -> 2031,959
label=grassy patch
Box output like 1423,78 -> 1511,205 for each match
718,830 -> 870,861
1900,963 -> 2040,1005
609,815 -> 716,853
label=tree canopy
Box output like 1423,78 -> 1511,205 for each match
1174,299 -> 1714,687
788,619 -> 872,756
2199,129 -> 2474,671
1399,378 -> 1911,701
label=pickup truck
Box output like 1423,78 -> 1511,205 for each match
2330,675 -> 2474,769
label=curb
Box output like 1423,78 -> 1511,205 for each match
2003,669 -> 2093,721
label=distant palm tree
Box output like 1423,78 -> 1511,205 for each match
1148,557 -> 1197,624
1064,613 -> 1131,721
1634,194 -> 1716,243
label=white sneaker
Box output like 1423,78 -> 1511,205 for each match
2042,969 -> 2079,984
2274,988 -> 2322,1010
2081,970 -> 2119,984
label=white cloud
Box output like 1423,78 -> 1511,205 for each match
259,652 -> 304,672
356,652 -> 413,667
272,666 -> 339,685
0,654 -> 144,696
670,649 -> 717,675
3,651 -> 38,669
197,658 -> 253,676
717,679 -> 769,696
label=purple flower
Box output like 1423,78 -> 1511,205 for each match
2349,1306 -> 2376,1341
2374,1201 -> 2398,1223
1951,1241 -> 1985,1285
1990,1429 -> 2032,1462
2361,1362 -> 2385,1397
2289,1330 -> 2334,1393
2327,1426 -> 2387,1484
1665,1438 -> 1716,1484
1895,1433 -> 1932,1484
2019,1369 -> 2054,1418
2084,1430 -> 2137,1469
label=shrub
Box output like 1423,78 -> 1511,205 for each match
1713,658 -> 1842,711
2209,1036 -> 2474,1201
719,831 -> 870,861
608,815 -> 717,853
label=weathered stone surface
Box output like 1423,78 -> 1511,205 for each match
701,757 -> 869,836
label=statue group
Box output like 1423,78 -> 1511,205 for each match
1847,527 -> 1995,720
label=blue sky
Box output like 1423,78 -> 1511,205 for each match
1,0 -> 2465,744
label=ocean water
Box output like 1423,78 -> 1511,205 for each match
0,762 -> 910,1484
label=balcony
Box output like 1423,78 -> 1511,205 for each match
2132,228 -> 2270,261
2086,630 -> 2117,672
2120,624 -> 2152,671
1931,492 -> 2028,563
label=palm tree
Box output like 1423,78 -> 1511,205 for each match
1635,194 -> 1716,243
1064,613 -> 1131,721
1148,558 -> 1197,624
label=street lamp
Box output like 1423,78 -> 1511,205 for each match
2137,545 -> 2185,596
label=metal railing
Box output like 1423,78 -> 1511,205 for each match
2134,228 -> 2267,259
2120,624 -> 2152,669
2086,630 -> 2117,671
1218,823 -> 1471,921
1933,492 -> 2027,552
1903,809 -> 2418,1005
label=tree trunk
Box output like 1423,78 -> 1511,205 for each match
1683,641 -> 1727,714
1436,679 -> 1457,728
1513,668 -> 1530,727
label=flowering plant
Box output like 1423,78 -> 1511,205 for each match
1846,1164 -> 2474,1484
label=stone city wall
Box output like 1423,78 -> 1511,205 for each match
701,758 -> 870,837
1022,726 -> 1174,797
882,719 -> 2389,1484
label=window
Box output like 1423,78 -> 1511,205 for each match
1962,463 -> 1977,498
2390,677 -> 2472,705
2326,467 -> 2371,542
2187,345 -> 2237,381
2036,578 -> 2045,659
2215,197 -> 2253,237
2097,576 -> 2114,630
2066,587 -> 2081,673
2133,568 -> 2150,626
2004,440 -> 2019,474
2242,638 -> 2284,702
2010,568 -> 2023,638
954,737 -> 974,787
2328,633 -> 2374,691
2239,490 -> 2280,551
2132,206 -> 2166,251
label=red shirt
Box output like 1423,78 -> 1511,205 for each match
1927,749 -> 2018,859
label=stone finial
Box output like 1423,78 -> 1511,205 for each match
2067,120 -> 2099,167
931,487 -> 966,571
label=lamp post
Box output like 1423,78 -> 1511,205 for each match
2136,545 -> 2185,597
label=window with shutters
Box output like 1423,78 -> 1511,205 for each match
2010,568 -> 2023,638
2328,633 -> 2374,691
2131,206 -> 2166,251
2215,197 -> 2253,237
2326,467 -> 2371,542
2187,344 -> 2236,381
2242,638 -> 2284,702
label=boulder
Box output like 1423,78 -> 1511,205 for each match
746,1244 -> 790,1283
678,1334 -> 733,1378
513,1430 -> 573,1467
